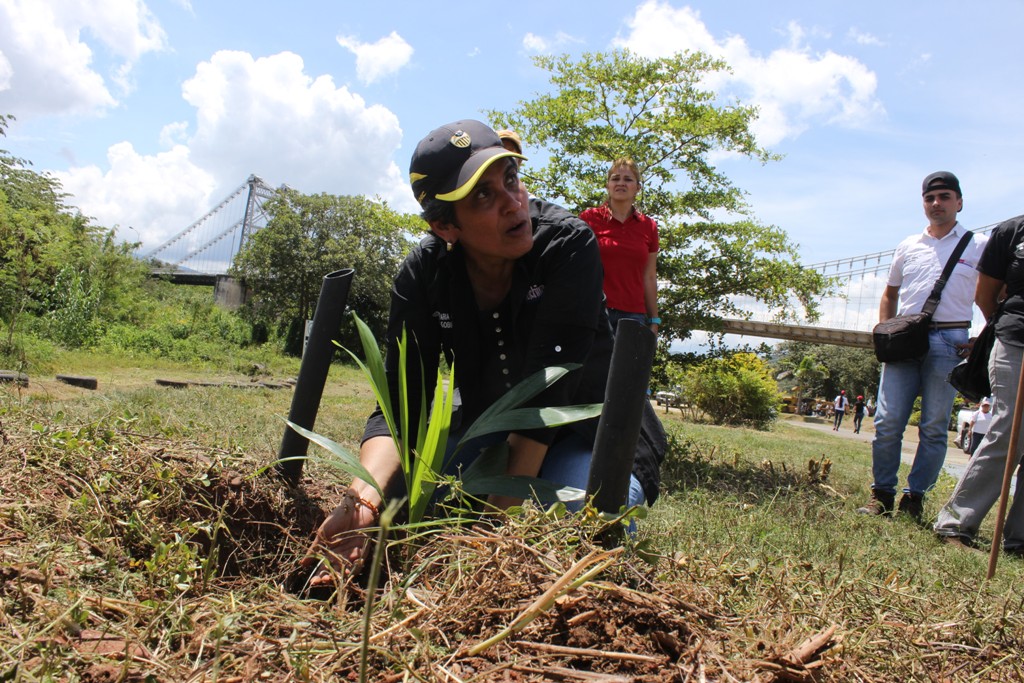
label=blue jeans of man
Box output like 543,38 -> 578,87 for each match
934,339 -> 1024,552
870,328 -> 966,496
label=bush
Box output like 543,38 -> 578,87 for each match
681,352 -> 780,429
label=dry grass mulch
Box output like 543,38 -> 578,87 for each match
2,414 -> 1020,681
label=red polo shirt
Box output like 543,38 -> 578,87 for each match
579,205 -> 659,314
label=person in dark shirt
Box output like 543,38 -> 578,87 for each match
852,395 -> 867,434
935,215 -> 1024,556
303,120 -> 666,583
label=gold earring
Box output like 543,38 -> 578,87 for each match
446,241 -> 453,252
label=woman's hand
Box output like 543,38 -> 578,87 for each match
301,488 -> 380,585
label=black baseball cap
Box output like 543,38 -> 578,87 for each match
922,171 -> 962,197
409,120 -> 526,207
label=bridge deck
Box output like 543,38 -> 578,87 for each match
151,271 -> 218,286
720,319 -> 872,348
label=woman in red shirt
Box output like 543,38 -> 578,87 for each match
579,158 -> 660,333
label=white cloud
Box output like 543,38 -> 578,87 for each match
0,51 -> 11,90
523,33 -> 549,53
158,121 -> 189,148
181,50 -> 407,202
336,31 -> 413,84
53,50 -> 415,253
615,1 -> 884,146
0,0 -> 166,116
53,142 -> 216,248
848,28 -> 884,47
522,30 -> 581,54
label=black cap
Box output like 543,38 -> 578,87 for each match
409,120 -> 526,208
922,171 -> 961,197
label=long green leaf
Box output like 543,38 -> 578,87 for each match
341,316 -> 399,446
395,325 -> 413,480
408,365 -> 455,523
283,419 -> 383,499
459,364 -> 581,444
413,338 -> 429,457
461,404 -> 603,440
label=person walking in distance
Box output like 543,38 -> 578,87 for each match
965,398 -> 993,456
833,390 -> 849,430
853,395 -> 867,434
857,172 -> 986,520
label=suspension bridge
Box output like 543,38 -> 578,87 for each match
142,174 -> 276,285
142,175 -> 997,347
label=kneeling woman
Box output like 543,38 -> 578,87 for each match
305,120 -> 665,581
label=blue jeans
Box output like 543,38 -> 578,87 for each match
608,309 -> 647,332
443,430 -> 646,512
870,328 -> 966,496
935,339 -> 1024,551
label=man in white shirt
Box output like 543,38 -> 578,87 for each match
966,398 -> 992,456
857,172 -> 987,520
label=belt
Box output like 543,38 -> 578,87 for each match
930,321 -> 971,330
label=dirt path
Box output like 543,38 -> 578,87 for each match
781,414 -> 971,479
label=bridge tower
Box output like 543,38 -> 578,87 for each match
144,174 -> 276,274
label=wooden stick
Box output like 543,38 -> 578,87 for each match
516,640 -> 663,664
987,347 -> 1024,579
779,624 -> 838,668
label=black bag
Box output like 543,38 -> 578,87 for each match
871,232 -> 974,363
872,312 -> 932,362
948,321 -> 996,402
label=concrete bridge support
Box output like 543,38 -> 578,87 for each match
214,275 -> 249,310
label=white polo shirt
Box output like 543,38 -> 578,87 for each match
887,223 -> 988,322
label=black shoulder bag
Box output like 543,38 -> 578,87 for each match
948,314 -> 997,402
872,232 -> 973,363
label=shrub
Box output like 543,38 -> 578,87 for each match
681,352 -> 780,429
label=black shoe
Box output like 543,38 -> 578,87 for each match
898,492 -> 924,521
857,490 -> 895,516
1004,546 -> 1024,559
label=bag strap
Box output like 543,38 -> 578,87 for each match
921,230 -> 973,317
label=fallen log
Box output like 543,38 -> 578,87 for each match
0,370 -> 29,387
56,374 -> 98,390
155,378 -> 289,390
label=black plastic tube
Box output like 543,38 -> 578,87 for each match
276,268 -> 355,483
586,318 -> 657,516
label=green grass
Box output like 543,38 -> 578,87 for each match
1,350 -> 1022,681
646,415 -> 1021,679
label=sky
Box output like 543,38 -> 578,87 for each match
2,0 -> 1023,277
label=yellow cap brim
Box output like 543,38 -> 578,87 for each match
434,150 -> 527,202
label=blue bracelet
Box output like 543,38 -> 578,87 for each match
648,317 -> 661,324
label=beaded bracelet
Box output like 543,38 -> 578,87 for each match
342,488 -> 380,520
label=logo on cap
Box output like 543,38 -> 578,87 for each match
450,131 -> 471,148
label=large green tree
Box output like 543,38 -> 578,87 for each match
1,115 -> 144,351
231,189 -> 418,354
489,50 -> 829,342
774,341 -> 879,401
